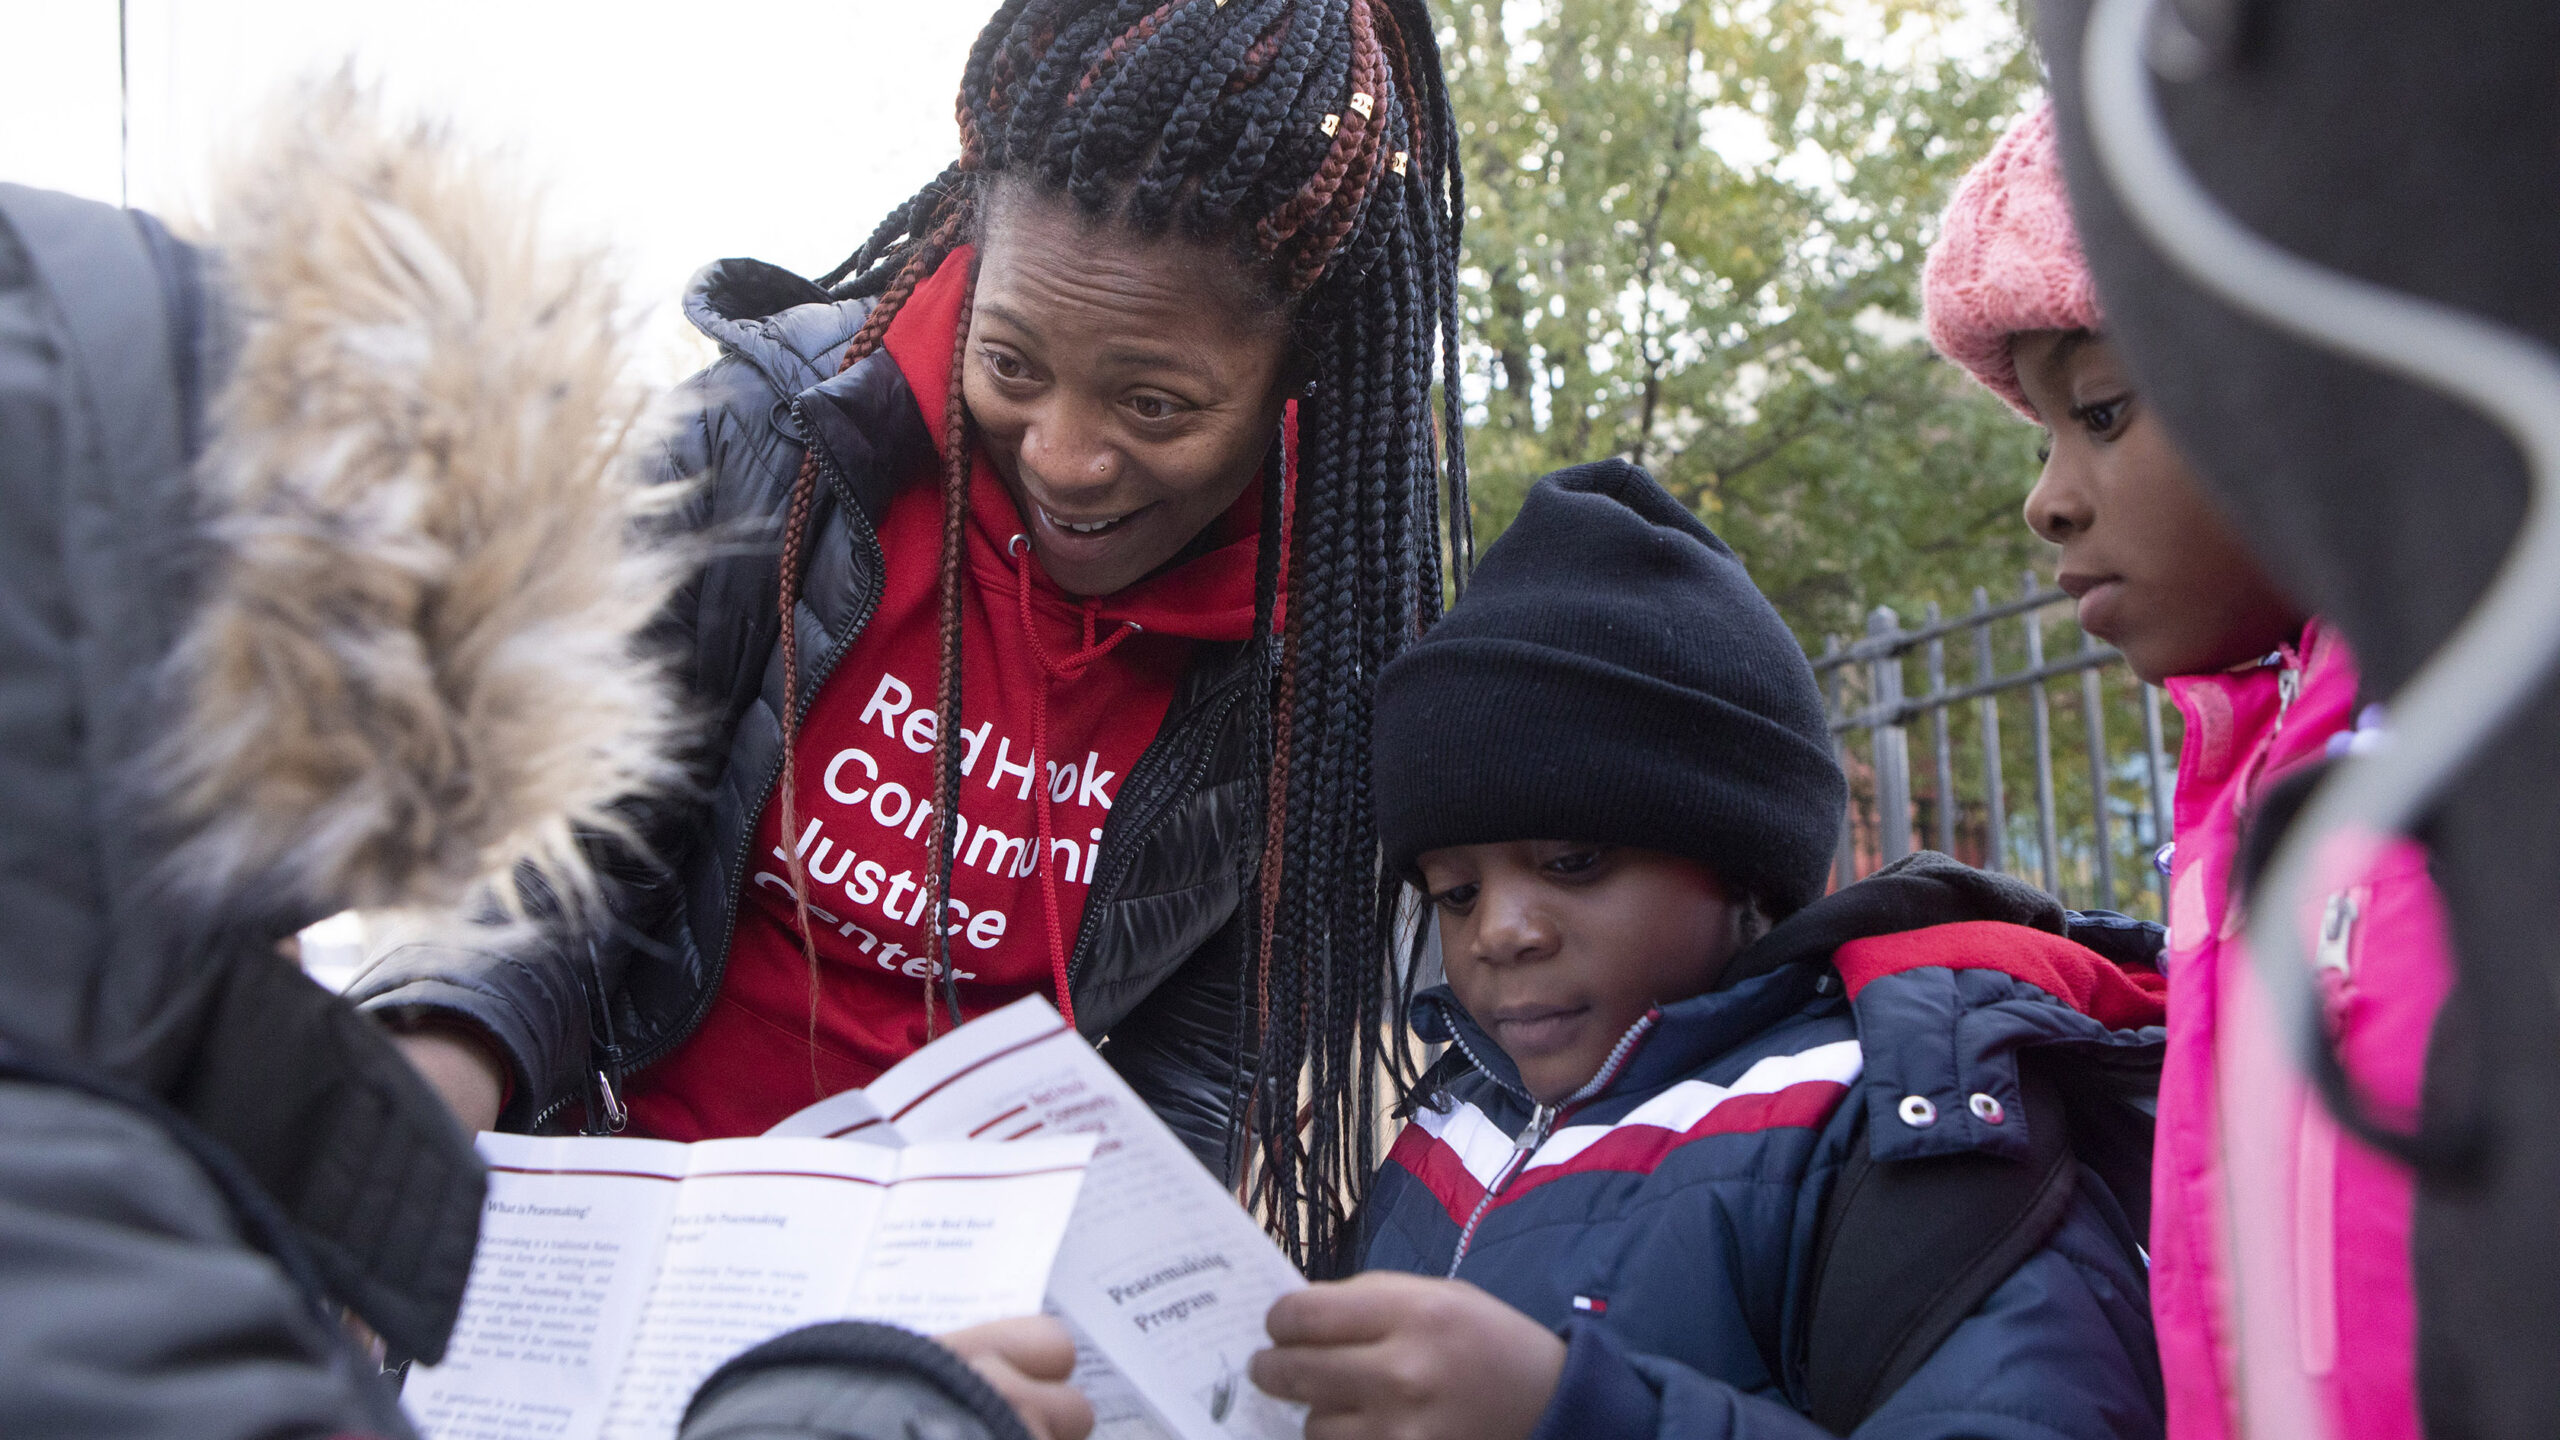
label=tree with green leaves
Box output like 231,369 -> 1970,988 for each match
1444,0 -> 2045,643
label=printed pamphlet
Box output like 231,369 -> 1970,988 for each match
411,994 -> 1304,1440
406,1131 -> 1091,1440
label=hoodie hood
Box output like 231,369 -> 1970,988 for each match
0,80 -> 688,1362
1719,848 -> 2069,989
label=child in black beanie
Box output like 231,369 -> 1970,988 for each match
1250,460 -> 2166,1440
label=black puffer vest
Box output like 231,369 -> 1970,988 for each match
354,258 -> 1267,1175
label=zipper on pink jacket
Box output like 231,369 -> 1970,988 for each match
2233,645 -> 2308,806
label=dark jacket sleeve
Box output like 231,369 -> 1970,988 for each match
1079,653 -> 1267,1185
0,1083 -> 419,1440
679,1322 -> 1033,1440
1101,904 -> 1256,1182
1528,1187 -> 2163,1440
348,361 -> 757,1128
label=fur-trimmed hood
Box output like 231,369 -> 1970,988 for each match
160,81 -> 688,934
4,78 -> 688,1019
0,80 -> 686,1360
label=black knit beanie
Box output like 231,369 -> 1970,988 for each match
1373,459 -> 1847,917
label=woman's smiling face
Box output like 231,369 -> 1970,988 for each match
963,184 -> 1298,597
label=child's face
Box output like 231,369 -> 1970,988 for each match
2013,329 -> 2304,683
1418,842 -> 1743,1105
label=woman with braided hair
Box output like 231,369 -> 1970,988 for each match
362,0 -> 1467,1276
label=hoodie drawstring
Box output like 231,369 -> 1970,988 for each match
1012,539 -> 1139,1027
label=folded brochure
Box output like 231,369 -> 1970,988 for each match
767,995 -> 1307,1440
409,995 -> 1302,1440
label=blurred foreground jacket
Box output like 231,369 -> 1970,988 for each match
0,84 -> 1032,1440
2037,2 -> 2560,1434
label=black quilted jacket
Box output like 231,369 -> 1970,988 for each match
353,258 -> 1267,1176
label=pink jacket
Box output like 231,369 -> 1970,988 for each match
2153,618 -> 2452,1440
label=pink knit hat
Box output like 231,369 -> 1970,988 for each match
1921,100 -> 2103,418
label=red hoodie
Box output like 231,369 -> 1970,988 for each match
625,250 -> 1264,1141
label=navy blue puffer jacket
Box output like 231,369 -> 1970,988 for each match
1360,860 -> 2167,1440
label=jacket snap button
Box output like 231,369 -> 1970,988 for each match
1968,1092 -> 2005,1125
1897,1095 -> 1937,1128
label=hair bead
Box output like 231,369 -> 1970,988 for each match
1320,112 -> 1340,136
1348,91 -> 1374,118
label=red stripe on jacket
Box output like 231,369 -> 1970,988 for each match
1833,921 -> 2166,1030
1386,1075 -> 1853,1229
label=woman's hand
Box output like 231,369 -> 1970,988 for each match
391,1028 -> 507,1135
939,1315 -> 1095,1440
1249,1272 -> 1566,1440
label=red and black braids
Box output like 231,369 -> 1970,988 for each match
922,263 -> 979,1036
777,206 -> 971,1083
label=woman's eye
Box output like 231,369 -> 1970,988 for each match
1126,393 -> 1181,421
982,349 -> 1029,382
2035,433 -> 2054,464
1429,883 -> 1478,912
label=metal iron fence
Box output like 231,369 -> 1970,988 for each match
1814,574 -> 2180,918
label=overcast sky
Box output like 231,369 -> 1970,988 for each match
1,1 -> 988,379
3,0 -> 2018,385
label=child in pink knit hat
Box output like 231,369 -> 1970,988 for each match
1922,99 -> 2297,680
1923,99 -> 2451,1440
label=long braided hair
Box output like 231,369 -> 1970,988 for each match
774,0 -> 1467,1275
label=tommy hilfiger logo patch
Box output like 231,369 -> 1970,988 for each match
1571,1295 -> 1609,1314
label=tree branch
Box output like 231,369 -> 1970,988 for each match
1627,15 -> 1696,473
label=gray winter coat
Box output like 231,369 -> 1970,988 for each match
0,173 -> 481,1440
348,256 -> 1269,1176
0,92 -> 1033,1440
